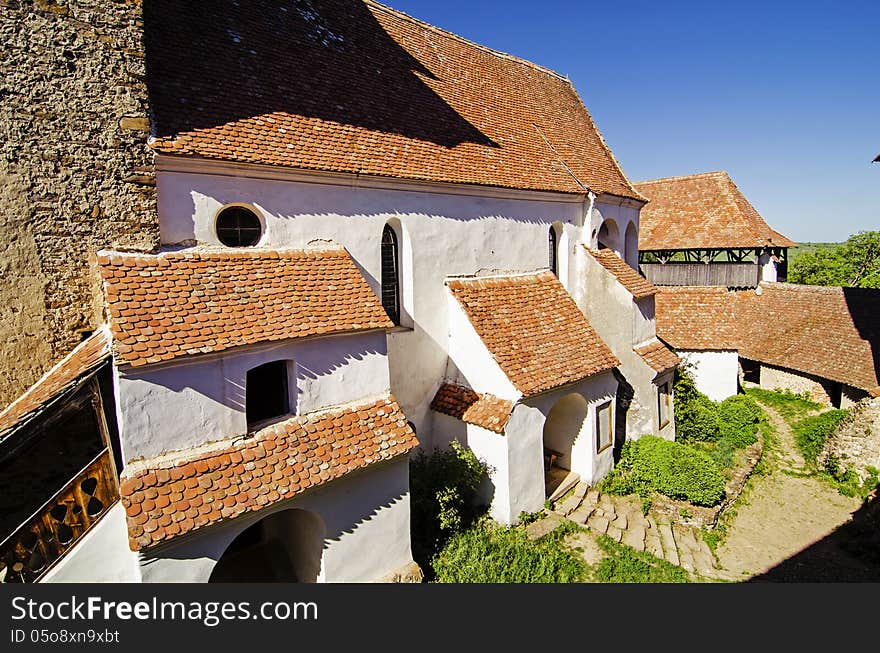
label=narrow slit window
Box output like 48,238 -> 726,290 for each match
658,381 -> 671,429
596,400 -> 613,453
381,225 -> 400,325
246,361 -> 290,428
548,227 -> 558,276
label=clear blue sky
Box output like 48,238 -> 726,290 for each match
388,0 -> 879,242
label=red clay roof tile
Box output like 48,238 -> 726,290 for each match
587,247 -> 657,299
430,383 -> 515,434
635,171 -> 796,250
655,286 -> 740,351
119,394 -> 417,550
144,0 -> 640,200
634,340 -> 681,377
0,330 -> 111,439
447,272 -> 619,396
96,247 -> 392,367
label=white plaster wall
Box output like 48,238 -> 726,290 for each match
156,161 -> 589,449
588,201 -> 640,254
41,504 -> 140,583
115,331 -> 389,463
137,456 -> 413,583
681,351 -> 739,402
580,249 -> 668,440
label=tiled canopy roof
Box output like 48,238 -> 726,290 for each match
430,383 -> 515,434
635,171 -> 796,250
447,272 -> 619,396
634,340 -> 681,378
655,286 -> 740,351
119,394 -> 417,550
96,247 -> 392,367
0,330 -> 111,439
144,0 -> 641,199
587,247 -> 657,299
656,283 -> 880,396
736,283 -> 880,396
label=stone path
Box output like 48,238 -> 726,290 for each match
547,483 -> 720,578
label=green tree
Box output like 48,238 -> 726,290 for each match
789,231 -> 880,289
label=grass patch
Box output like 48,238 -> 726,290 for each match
820,461 -> 879,499
744,387 -> 822,424
431,521 -> 586,583
792,409 -> 849,467
593,535 -> 690,583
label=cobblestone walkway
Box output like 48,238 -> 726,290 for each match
549,482 -> 721,578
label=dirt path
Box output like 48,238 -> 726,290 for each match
714,402 -> 878,581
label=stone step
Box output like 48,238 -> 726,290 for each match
657,523 -> 680,566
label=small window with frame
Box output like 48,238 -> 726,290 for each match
246,360 -> 291,428
658,381 -> 671,429
596,400 -> 613,453
216,206 -> 263,247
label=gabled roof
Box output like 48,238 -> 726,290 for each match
587,247 -> 657,299
96,247 -> 392,368
655,283 -> 880,396
655,286 -> 740,351
634,171 -> 796,250
736,283 -> 880,396
0,329 -> 111,439
634,340 -> 681,378
119,394 -> 417,550
144,0 -> 641,200
447,272 -> 619,396
430,383 -> 515,434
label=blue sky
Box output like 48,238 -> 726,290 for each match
388,0 -> 879,242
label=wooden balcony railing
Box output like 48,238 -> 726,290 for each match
0,449 -> 118,583
640,262 -> 760,288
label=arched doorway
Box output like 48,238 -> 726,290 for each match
209,509 -> 325,582
597,219 -> 622,257
624,221 -> 639,269
542,393 -> 590,497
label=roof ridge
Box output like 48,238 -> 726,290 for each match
365,0 -> 569,82
97,245 -> 346,261
634,170 -> 728,186
714,172 -> 768,244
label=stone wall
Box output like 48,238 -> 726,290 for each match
819,397 -> 880,483
0,0 -> 158,408
759,364 -> 834,406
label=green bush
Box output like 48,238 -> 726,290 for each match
600,436 -> 726,507
792,409 -> 848,466
673,371 -> 720,443
432,523 -> 586,583
717,394 -> 761,448
410,440 -> 490,569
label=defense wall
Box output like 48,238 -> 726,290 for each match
0,0 -> 158,408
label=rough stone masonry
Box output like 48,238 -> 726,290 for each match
0,0 -> 158,407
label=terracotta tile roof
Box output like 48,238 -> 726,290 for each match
144,0 -> 641,200
655,286 -> 739,351
96,247 -> 392,368
656,283 -> 880,395
119,394 -> 417,550
735,283 -> 880,395
587,247 -> 657,299
634,340 -> 681,377
447,272 -> 619,396
635,171 -> 796,250
0,330 -> 111,439
430,383 -> 515,434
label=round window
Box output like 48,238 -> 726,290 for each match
216,206 -> 262,247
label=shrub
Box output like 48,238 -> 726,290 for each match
410,440 -> 490,568
432,523 -> 586,583
717,394 -> 761,448
673,371 -> 721,443
600,436 -> 726,507
792,409 -> 848,466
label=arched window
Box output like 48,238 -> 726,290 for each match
246,360 -> 290,428
381,225 -> 400,325
216,206 -> 262,247
548,226 -> 558,276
